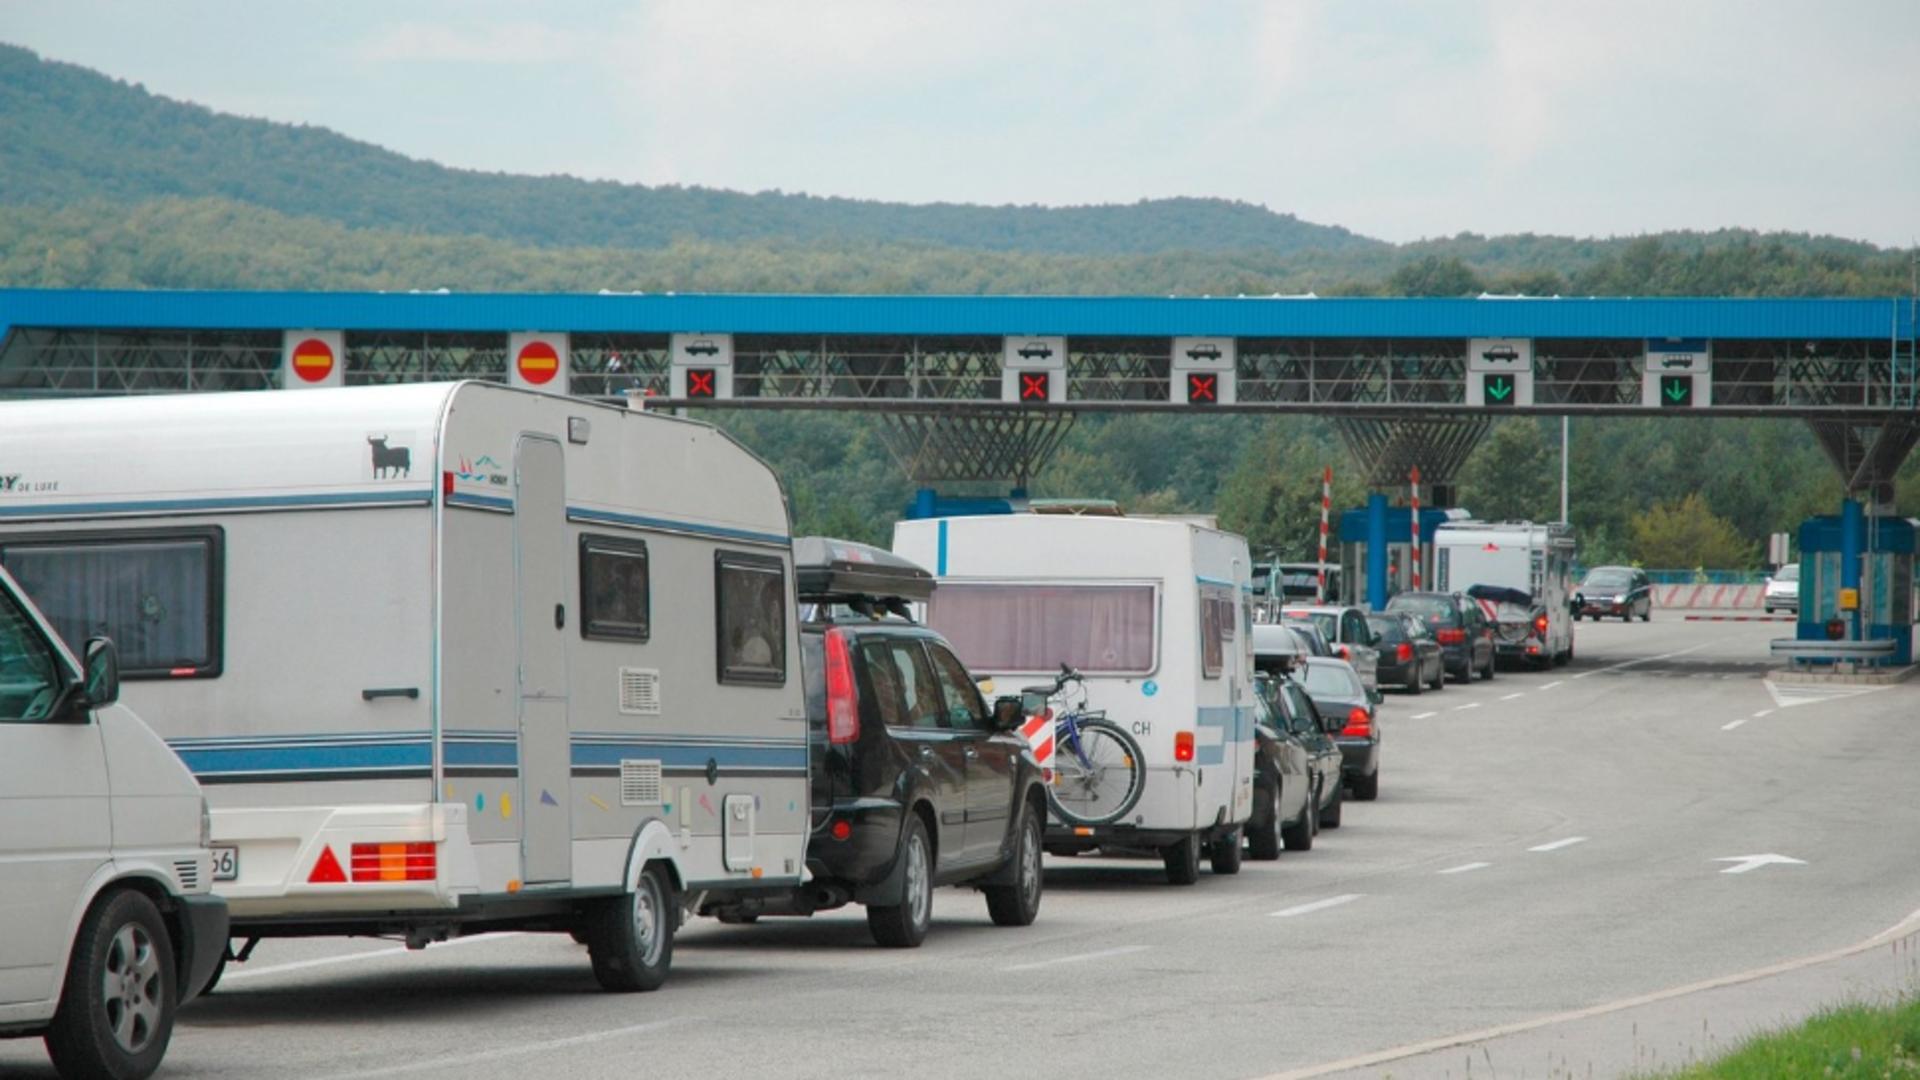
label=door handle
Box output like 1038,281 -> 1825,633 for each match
962,746 -> 979,759
554,604 -> 566,630
917,745 -> 934,759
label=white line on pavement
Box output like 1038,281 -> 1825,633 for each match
1411,711 -> 1437,720
1571,642 -> 1711,678
1271,894 -> 1363,918
1500,692 -> 1524,701
1753,708 -> 1775,718
1528,837 -> 1588,853
1540,680 -> 1563,690
1002,945 -> 1150,972
1437,862 -> 1490,875
1449,702 -> 1481,712
1721,718 -> 1749,731
224,933 -> 522,982
313,1018 -> 692,1080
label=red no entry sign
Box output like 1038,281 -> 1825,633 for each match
291,338 -> 335,383
517,340 -> 560,385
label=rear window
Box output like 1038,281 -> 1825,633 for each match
799,633 -> 825,722
1776,565 -> 1799,582
1284,611 -> 1338,642
1365,616 -> 1407,644
1302,663 -> 1360,698
926,583 -> 1157,674
1387,595 -> 1459,627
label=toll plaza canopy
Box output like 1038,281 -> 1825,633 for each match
0,288 -> 1914,415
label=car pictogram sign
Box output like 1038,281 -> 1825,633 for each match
516,340 -> 560,385
291,338 -> 335,383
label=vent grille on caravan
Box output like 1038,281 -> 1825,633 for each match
620,760 -> 664,806
174,860 -> 201,891
619,668 -> 662,715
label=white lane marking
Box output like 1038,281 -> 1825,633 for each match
1411,711 -> 1438,720
312,1017 -> 691,1080
1499,692 -> 1525,701
1449,702 -> 1481,712
1764,681 -> 1891,709
1254,905 -> 1920,1080
1721,718 -> 1749,731
1753,708 -> 1775,718
1002,945 -> 1150,972
224,932 -> 522,982
1715,853 -> 1806,874
1540,680 -> 1563,690
1527,837 -> 1588,853
1270,894 -> 1363,918
1571,642 -> 1711,678
1437,862 -> 1490,875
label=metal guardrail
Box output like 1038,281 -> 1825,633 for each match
1768,638 -> 1897,661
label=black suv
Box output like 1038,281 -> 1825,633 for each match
707,538 -> 1046,948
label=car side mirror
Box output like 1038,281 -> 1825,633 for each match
1368,687 -> 1384,706
84,638 -> 120,707
992,695 -> 1025,731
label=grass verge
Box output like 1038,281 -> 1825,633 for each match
1645,996 -> 1920,1077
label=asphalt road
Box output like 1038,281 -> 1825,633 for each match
6,618 -> 1917,1080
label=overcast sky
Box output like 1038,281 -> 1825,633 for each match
6,1 -> 1917,247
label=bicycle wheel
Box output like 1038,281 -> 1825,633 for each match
1046,717 -> 1146,827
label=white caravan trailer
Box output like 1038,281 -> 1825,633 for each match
0,382 -> 809,992
1432,520 -> 1577,669
893,514 -> 1255,885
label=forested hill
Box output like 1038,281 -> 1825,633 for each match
0,43 -> 1378,258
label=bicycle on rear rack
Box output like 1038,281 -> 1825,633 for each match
1022,665 -> 1146,827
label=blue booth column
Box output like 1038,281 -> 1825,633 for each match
1366,493 -> 1389,612
1840,497 -> 1863,640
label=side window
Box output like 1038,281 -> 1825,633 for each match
926,643 -> 987,731
887,641 -> 945,730
715,551 -> 786,686
1200,596 -> 1225,679
1283,685 -> 1319,735
0,528 -> 223,679
0,591 -> 64,722
579,534 -> 649,642
856,640 -> 908,729
1344,611 -> 1364,644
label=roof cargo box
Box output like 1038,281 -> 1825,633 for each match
794,536 -> 935,603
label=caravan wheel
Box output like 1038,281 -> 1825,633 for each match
587,863 -> 675,992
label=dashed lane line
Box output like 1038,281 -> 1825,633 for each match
1753,708 -> 1775,718
1570,641 -> 1712,679
312,1018 -> 692,1080
1002,945 -> 1151,972
1449,702 -> 1482,712
1540,680 -> 1564,690
1722,718 -> 1749,731
1437,862 -> 1490,875
1500,692 -> 1525,701
1528,837 -> 1588,853
1411,711 -> 1438,720
1271,894 -> 1363,918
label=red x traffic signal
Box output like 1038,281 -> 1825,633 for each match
1019,372 -> 1050,402
686,368 -> 717,398
1187,373 -> 1218,404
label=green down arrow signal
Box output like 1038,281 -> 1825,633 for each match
1486,378 -> 1513,401
1660,374 -> 1692,406
1665,382 -> 1688,402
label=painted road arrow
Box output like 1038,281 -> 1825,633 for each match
1714,853 -> 1807,875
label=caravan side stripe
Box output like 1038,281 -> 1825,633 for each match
567,505 -> 789,547
168,734 -> 806,779
0,489 -> 434,520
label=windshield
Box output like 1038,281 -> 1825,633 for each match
1302,662 -> 1360,698
1775,565 -> 1799,582
1583,570 -> 1632,590
926,583 -> 1157,674
1285,611 -> 1339,642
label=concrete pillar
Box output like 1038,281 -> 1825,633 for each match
1367,492 -> 1389,612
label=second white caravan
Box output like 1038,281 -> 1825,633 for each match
0,382 -> 809,993
893,514 -> 1255,885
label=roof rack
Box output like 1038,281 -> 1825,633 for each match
793,536 -> 935,606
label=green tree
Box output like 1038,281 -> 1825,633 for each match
1385,255 -> 1485,297
1629,493 -> 1756,569
1455,420 -> 1559,523
1215,423 -> 1362,559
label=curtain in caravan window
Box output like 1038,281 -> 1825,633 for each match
2,537 -> 216,677
926,584 -> 1156,674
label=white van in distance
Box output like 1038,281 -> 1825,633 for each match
0,563 -> 227,1080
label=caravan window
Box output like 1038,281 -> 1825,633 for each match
0,529 -> 222,679
715,551 -> 786,686
926,583 -> 1156,675
1200,595 -> 1231,679
580,534 -> 650,642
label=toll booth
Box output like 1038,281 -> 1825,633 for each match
1337,504 -> 1468,609
1797,512 -> 1917,666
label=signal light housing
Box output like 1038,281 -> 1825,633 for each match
350,842 -> 436,883
829,820 -> 852,842
1342,708 -> 1372,738
1533,614 -> 1550,637
824,628 -> 860,745
1396,642 -> 1413,663
1436,628 -> 1465,645
1173,731 -> 1195,763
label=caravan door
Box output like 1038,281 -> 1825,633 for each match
514,435 -> 572,885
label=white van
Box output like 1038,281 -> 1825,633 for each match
1432,520 -> 1577,668
0,382 -> 809,993
0,563 -> 226,1080
893,514 -> 1256,885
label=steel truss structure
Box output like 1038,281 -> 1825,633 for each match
1329,417 -> 1491,506
873,408 -> 1076,486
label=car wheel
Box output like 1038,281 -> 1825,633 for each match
868,817 -> 933,947
1406,670 -> 1423,695
1430,663 -> 1446,691
1162,832 -> 1201,886
1481,657 -> 1495,681
984,803 -> 1044,927
1321,782 -> 1344,828
1352,768 -> 1380,802
1281,784 -> 1315,851
587,862 -> 676,992
1209,827 -> 1243,875
45,889 -> 176,1080
1642,606 -> 1652,623
1248,784 -> 1282,861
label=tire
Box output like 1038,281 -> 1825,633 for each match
586,862 -> 675,992
1162,832 -> 1201,886
1351,768 -> 1380,802
1321,782 -> 1344,828
45,889 -> 176,1080
1209,827 -> 1243,875
1430,663 -> 1446,691
1047,718 -> 1146,827
1281,783 -> 1315,851
199,947 -> 228,996
1248,783 -> 1282,861
984,803 -> 1044,927
867,817 -> 933,947
1406,670 -> 1423,695
1481,654 -> 1495,681
1642,606 -> 1652,623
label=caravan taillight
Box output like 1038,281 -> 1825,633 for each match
442,470 -> 455,498
824,628 -> 860,745
1533,614 -> 1550,637
350,842 -> 436,882
1173,731 -> 1195,763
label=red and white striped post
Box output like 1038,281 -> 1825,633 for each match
1409,466 -> 1422,591
1317,466 -> 1332,602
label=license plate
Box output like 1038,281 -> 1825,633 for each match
210,845 -> 239,882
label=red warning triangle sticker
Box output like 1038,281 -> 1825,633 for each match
308,845 -> 347,884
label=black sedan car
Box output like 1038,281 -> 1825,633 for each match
1365,612 -> 1444,694
1385,590 -> 1496,683
1576,565 -> 1653,622
709,538 -> 1048,948
1298,656 -> 1382,801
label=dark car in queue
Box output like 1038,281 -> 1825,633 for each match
711,537 -> 1047,948
1576,565 -> 1653,622
1365,612 -> 1445,694
1248,675 -> 1314,855
1385,590 -> 1496,683
1251,672 -> 1346,849
1298,655 -> 1383,802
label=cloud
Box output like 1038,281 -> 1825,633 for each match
355,20 -> 588,64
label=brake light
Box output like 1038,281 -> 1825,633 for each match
1174,731 -> 1195,763
824,628 -> 859,744
1337,645 -> 1351,660
1342,708 -> 1372,737
350,842 -> 436,882
1396,643 -> 1413,663
1533,614 -> 1549,637
1436,628 -> 1465,645
830,820 -> 852,842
